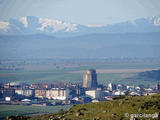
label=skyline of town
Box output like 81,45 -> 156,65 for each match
1,69 -> 160,103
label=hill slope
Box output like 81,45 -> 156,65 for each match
7,94 -> 160,120
123,69 -> 160,85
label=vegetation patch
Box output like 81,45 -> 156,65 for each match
6,94 -> 160,120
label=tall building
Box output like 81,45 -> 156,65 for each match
83,69 -> 98,88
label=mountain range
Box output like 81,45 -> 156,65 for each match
0,16 -> 160,36
0,16 -> 160,59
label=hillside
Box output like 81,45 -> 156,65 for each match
138,69 -> 160,81
123,69 -> 160,85
6,94 -> 160,120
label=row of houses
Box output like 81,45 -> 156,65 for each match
35,88 -> 70,100
1,88 -> 71,100
1,81 -> 160,103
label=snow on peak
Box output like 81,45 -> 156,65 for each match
37,18 -> 77,32
153,17 -> 160,26
0,21 -> 10,32
0,16 -> 160,35
19,16 -> 28,27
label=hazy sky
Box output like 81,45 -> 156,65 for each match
0,0 -> 160,25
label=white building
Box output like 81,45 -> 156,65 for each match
143,88 -> 153,92
129,91 -> 140,96
108,83 -> 116,91
105,96 -> 113,100
21,99 -> 31,102
92,99 -> 99,103
85,89 -> 101,99
15,89 -> 34,97
5,97 -> 11,101
46,88 -> 70,100
135,86 -> 141,91
114,90 -> 125,96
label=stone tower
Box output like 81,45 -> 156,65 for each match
83,69 -> 98,88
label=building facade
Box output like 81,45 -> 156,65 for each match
15,89 -> 34,97
85,89 -> 101,99
83,69 -> 98,88
1,88 -> 15,97
35,89 -> 47,98
46,88 -> 70,100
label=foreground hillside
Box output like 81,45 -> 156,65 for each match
6,94 -> 160,120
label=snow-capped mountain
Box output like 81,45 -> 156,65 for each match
0,16 -> 160,36
0,16 -> 78,35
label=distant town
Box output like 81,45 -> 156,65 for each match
0,69 -> 160,106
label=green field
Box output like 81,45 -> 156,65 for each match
0,105 -> 72,119
0,62 -> 160,87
